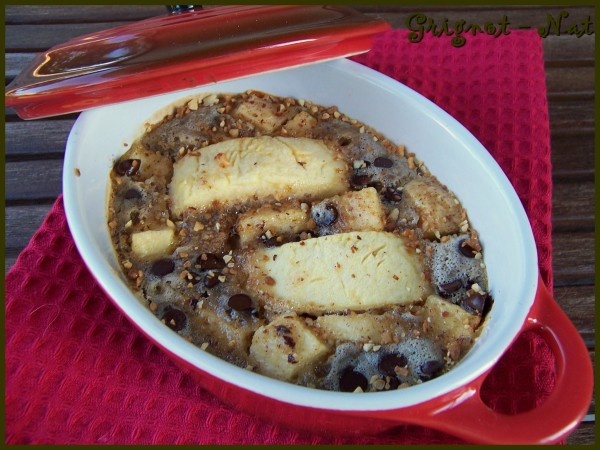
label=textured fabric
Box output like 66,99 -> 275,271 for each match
6,29 -> 554,444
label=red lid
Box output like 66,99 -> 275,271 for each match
5,5 -> 389,119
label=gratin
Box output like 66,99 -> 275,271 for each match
108,90 -> 492,392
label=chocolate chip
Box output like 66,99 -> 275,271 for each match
282,335 -> 296,348
288,353 -> 298,364
203,273 -> 219,288
378,353 -> 407,377
123,188 -> 142,200
150,258 -> 175,276
437,279 -> 463,298
339,366 -> 368,392
482,295 -> 494,317
419,360 -> 443,381
350,174 -> 371,189
190,298 -> 199,310
384,187 -> 403,202
228,293 -> 253,311
458,239 -> 477,258
374,156 -> 394,168
312,203 -> 338,227
114,159 -> 141,177
227,233 -> 241,250
387,377 -> 400,390
461,292 -> 487,315
161,306 -> 187,332
196,253 -> 226,270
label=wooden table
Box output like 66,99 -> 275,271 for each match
5,5 -> 595,444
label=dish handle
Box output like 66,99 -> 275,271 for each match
406,274 -> 593,444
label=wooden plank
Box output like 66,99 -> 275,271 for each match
552,231 -> 595,285
551,125 -> 594,138
552,179 -> 595,213
9,5 -> 592,29
553,167 -> 595,183
542,33 -> 595,64
553,216 -> 595,234
582,353 -> 595,418
551,132 -> 595,175
5,7 -> 595,55
553,285 -> 596,349
552,181 -> 595,232
5,5 -> 165,24
5,120 -> 76,158
566,421 -> 596,445
5,160 -> 63,202
545,66 -> 595,93
564,344 -> 595,444
4,53 -> 35,79
4,204 -> 54,250
4,109 -> 80,123
5,253 -> 19,275
5,23 -> 137,51
548,92 -> 595,130
584,351 -> 595,415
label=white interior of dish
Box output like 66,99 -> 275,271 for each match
63,58 -> 538,411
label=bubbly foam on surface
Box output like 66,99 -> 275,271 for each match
427,234 -> 488,303
323,337 -> 444,390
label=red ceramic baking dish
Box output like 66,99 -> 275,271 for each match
6,5 -> 593,444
